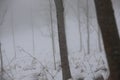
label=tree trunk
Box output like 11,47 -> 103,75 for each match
54,0 -> 72,80
94,0 -> 120,80
0,43 -> 3,80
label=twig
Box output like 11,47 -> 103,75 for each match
17,46 -> 55,80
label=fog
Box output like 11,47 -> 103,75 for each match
0,0 -> 119,80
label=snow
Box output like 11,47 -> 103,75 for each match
0,0 -> 119,80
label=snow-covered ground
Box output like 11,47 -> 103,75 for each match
0,0 -> 120,80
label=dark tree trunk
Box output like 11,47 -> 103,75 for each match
54,0 -> 72,80
94,0 -> 120,80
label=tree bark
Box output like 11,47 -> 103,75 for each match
54,0 -> 72,80
94,0 -> 120,80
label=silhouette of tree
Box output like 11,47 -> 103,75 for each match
54,0 -> 72,80
94,0 -> 120,80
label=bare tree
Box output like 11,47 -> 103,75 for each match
77,0 -> 82,52
86,0 -> 90,54
49,0 -> 56,70
54,0 -> 72,80
94,0 -> 120,80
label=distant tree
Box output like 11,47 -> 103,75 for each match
0,0 -> 8,25
94,0 -> 120,80
0,43 -> 3,80
54,0 -> 72,80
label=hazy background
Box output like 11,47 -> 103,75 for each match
0,0 -> 119,80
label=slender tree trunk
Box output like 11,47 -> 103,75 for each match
94,0 -> 120,80
0,43 -> 3,80
49,0 -> 56,70
54,0 -> 72,80
77,0 -> 82,52
86,0 -> 90,54
98,28 -> 102,52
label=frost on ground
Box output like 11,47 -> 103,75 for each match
0,0 -> 120,80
